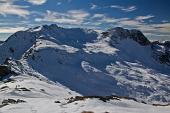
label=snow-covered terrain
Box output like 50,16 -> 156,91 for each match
0,24 -> 170,112
0,74 -> 169,113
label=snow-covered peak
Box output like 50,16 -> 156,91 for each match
0,24 -> 98,64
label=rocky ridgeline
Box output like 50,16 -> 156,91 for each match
102,27 -> 151,46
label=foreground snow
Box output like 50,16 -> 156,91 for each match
0,75 -> 169,113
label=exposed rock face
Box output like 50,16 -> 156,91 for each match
151,41 -> 170,65
0,65 -> 10,78
103,27 -> 151,46
0,41 -> 4,44
164,41 -> 170,48
108,27 -> 131,39
129,29 -> 151,46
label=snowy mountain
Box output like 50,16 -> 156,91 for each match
0,24 -> 170,113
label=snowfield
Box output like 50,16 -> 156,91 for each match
0,75 -> 170,113
0,24 -> 170,112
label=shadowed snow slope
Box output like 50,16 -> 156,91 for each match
0,24 -> 170,106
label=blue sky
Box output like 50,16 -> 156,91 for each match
0,0 -> 170,41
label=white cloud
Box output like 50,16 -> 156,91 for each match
90,3 -> 97,10
68,10 -> 89,19
92,14 -> 105,19
101,17 -> 120,23
101,17 -> 129,24
162,20 -> 168,23
35,10 -> 90,25
0,26 -> 26,33
57,2 -> 61,5
123,6 -> 136,12
91,13 -> 129,24
136,15 -> 154,21
0,1 -> 30,17
34,9 -> 169,40
118,20 -> 142,27
110,5 -> 136,12
89,4 -> 136,12
151,23 -> 170,33
26,0 -> 47,5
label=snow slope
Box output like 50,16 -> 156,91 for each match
0,74 -> 170,113
0,24 -> 170,112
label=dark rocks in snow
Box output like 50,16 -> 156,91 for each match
3,78 -> 15,83
54,101 -> 61,103
0,65 -> 11,79
152,103 -> 170,106
0,99 -> 26,108
15,87 -> 31,91
66,95 -> 154,105
159,54 -> 170,64
151,41 -> 170,65
2,99 -> 17,104
2,99 -> 26,105
40,89 -> 45,92
4,58 -> 12,65
1,59 -> 18,78
66,95 -> 151,105
81,111 -> 94,113
67,95 -> 121,103
101,31 -> 109,37
0,86 -> 9,90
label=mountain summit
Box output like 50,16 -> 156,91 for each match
103,27 -> 151,46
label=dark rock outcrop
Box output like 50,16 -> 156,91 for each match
129,29 -> 151,46
1,99 -> 26,105
151,41 -> 170,65
0,65 -> 10,78
104,27 -> 151,46
0,41 -> 4,44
